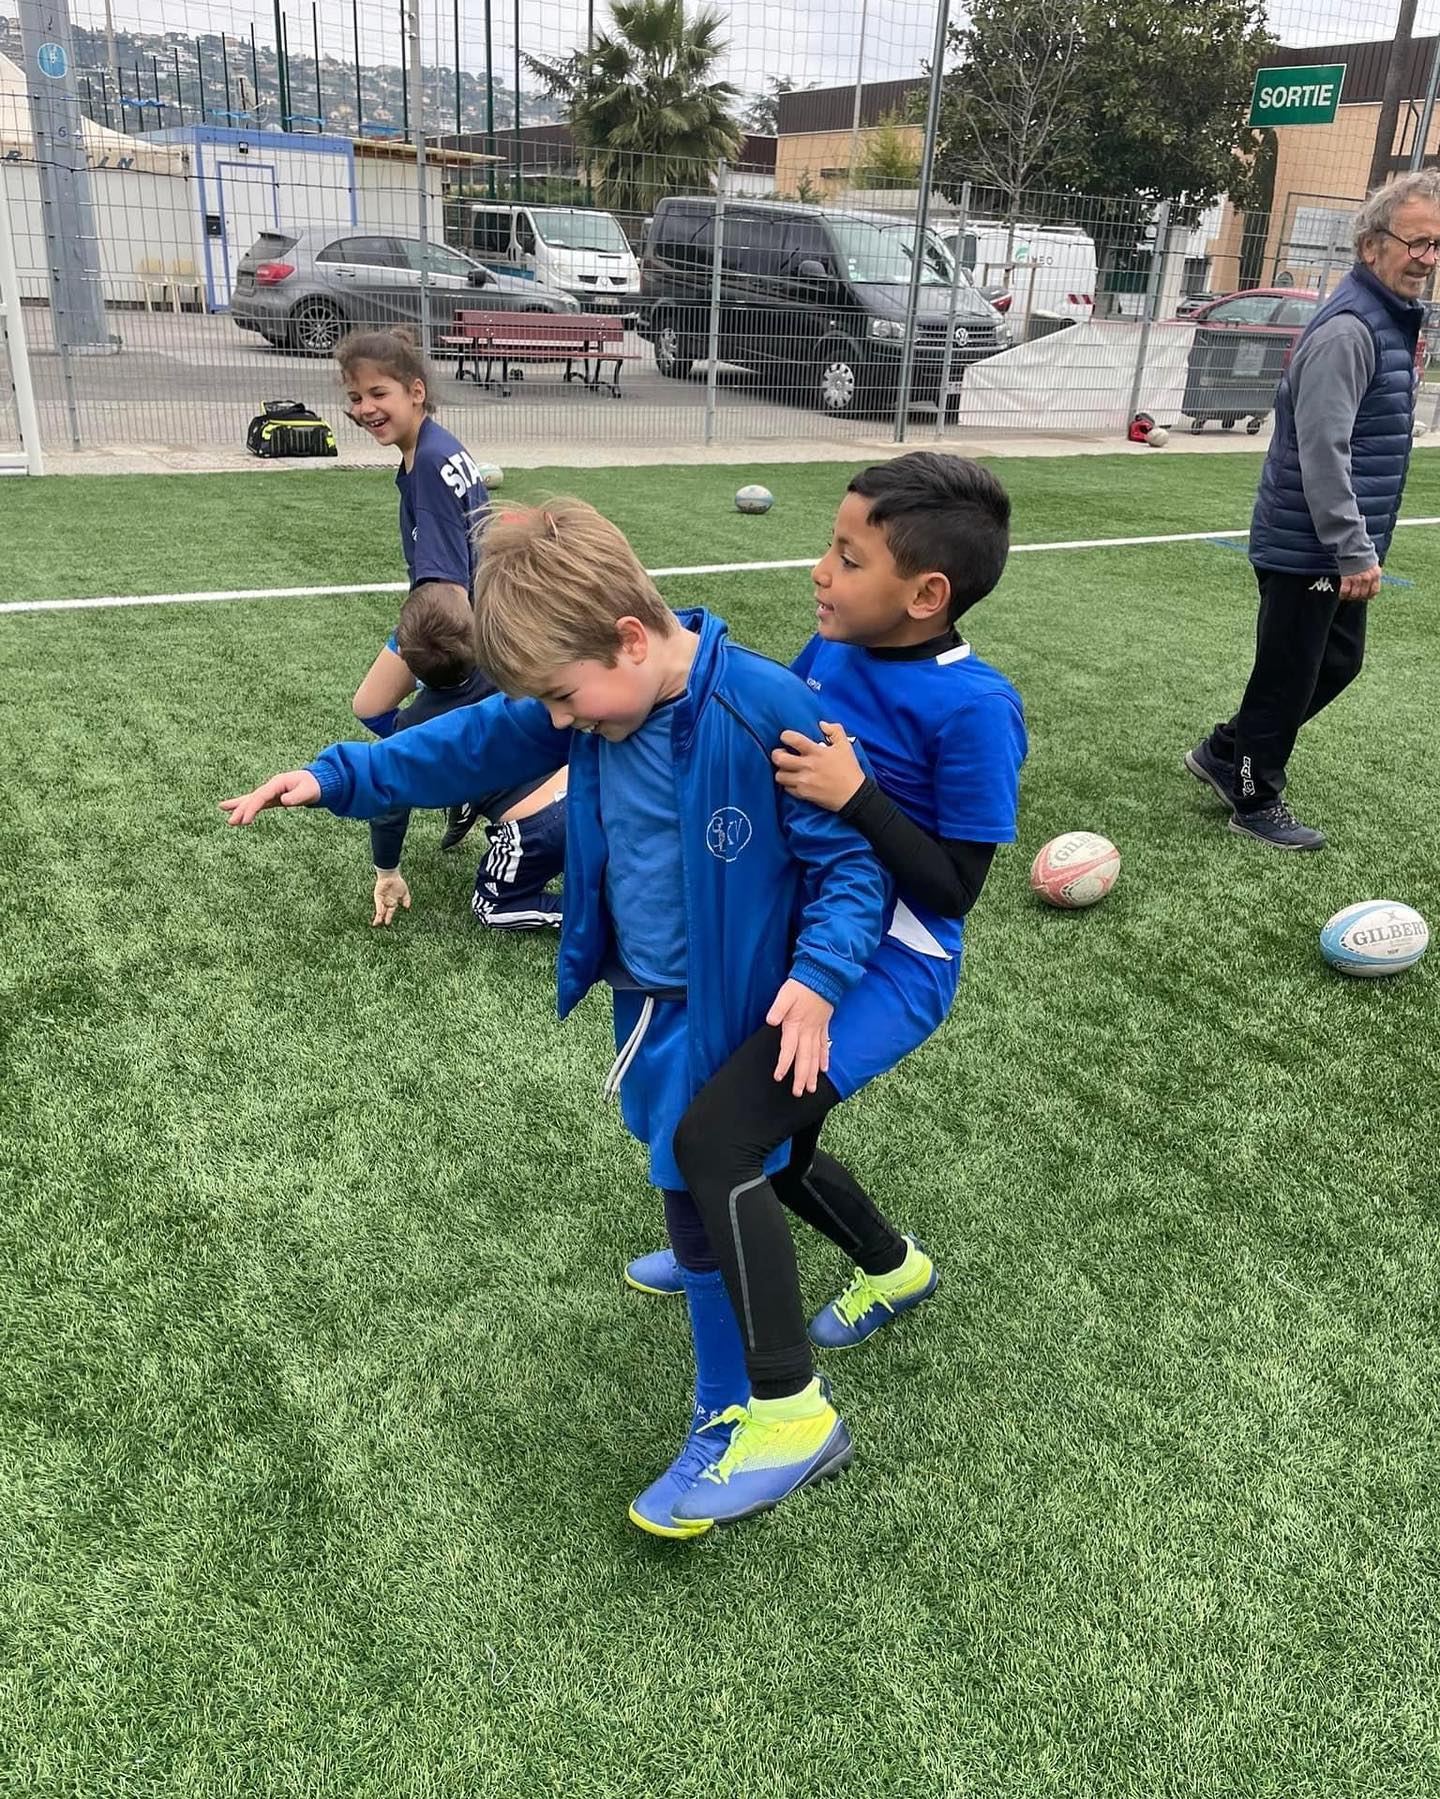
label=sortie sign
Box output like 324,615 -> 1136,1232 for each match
1248,64 -> 1347,128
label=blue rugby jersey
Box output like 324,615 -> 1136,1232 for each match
396,416 -> 489,592
791,631 -> 1026,960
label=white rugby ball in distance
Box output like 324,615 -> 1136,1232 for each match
735,483 -> 774,514
477,462 -> 504,488
1030,832 -> 1121,909
1319,900 -> 1429,977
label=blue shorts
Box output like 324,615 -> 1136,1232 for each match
612,994 -> 692,1190
610,994 -> 791,1190
825,932 -> 960,1102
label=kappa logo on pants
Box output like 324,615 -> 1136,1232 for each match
1308,578 -> 1335,594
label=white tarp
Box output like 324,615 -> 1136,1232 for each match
0,52 -> 187,175
953,319 -> 1200,434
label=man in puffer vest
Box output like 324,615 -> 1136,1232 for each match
1186,170 -> 1440,849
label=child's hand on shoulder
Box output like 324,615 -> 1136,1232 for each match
772,721 -> 865,813
372,871 -> 412,928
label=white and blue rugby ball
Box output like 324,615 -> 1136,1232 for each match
1319,900 -> 1429,977
735,484 -> 774,514
477,462 -> 504,488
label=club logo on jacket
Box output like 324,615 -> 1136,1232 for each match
705,806 -> 753,862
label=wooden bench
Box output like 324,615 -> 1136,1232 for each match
438,310 -> 640,398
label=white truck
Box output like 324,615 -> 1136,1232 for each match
942,220 -> 1097,325
447,203 -> 641,315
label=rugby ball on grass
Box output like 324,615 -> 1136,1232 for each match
735,484 -> 774,514
477,462 -> 504,488
1030,832 -> 1121,909
1319,901 -> 1429,977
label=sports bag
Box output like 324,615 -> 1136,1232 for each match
246,399 -> 337,458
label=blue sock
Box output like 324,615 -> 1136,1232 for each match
358,708 -> 400,740
679,1265 -> 749,1426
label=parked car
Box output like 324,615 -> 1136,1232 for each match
873,217 -> 1014,339
640,197 -> 1010,417
446,203 -> 641,314
1175,291 -> 1219,317
231,228 -> 580,355
1184,287 -> 1320,332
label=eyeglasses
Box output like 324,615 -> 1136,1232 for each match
1379,229 -> 1440,261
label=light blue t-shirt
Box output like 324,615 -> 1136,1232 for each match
598,700 -> 686,990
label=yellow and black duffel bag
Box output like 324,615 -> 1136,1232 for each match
246,400 -> 337,458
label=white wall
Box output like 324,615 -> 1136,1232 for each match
4,161 -> 200,304
353,156 -> 447,238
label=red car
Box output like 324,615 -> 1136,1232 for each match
1187,287 -> 1320,333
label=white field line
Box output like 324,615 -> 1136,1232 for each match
5,519 -> 1440,616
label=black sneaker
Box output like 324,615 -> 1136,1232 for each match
441,803 -> 481,852
1228,803 -> 1326,851
1184,741 -> 1233,805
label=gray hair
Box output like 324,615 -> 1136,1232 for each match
1354,169 -> 1440,254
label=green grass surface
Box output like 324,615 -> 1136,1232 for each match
2,459 -> 1438,1796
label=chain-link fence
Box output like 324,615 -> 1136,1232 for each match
1,0 -> 1436,462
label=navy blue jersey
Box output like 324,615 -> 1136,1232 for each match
791,632 -> 1026,959
396,416 -> 489,593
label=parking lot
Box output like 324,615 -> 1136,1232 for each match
11,307 -> 914,456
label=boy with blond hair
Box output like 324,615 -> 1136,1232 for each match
224,498 -> 905,1535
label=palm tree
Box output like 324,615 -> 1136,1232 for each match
527,0 -> 744,215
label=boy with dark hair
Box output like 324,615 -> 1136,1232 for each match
623,452 -> 1027,1534
222,498 -> 890,1538
366,581 -> 567,931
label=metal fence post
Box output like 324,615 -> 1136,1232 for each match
0,162 -> 44,474
934,179 -> 971,440
1125,198 -> 1171,429
704,162 -> 727,447
407,0 -> 431,361
892,0 -> 952,444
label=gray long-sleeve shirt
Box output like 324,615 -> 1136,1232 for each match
1288,312 -> 1379,575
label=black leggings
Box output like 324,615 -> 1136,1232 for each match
672,1025 -> 907,1399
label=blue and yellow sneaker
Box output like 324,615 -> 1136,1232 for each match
670,1381 -> 852,1529
629,1408 -> 738,1539
624,1248 -> 684,1295
808,1237 -> 938,1349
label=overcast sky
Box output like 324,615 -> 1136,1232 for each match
33,0 -> 1432,98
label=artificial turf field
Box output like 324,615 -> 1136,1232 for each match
2,452 -> 1438,1797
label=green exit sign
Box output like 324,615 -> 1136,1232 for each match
1249,64 -> 1347,127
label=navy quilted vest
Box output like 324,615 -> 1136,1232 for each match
1248,263 -> 1421,573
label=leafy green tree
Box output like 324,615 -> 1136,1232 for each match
526,0 -> 744,214
930,0 -> 1275,218
743,77 -> 807,136
855,112 -> 922,189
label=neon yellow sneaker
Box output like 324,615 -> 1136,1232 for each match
809,1237 -> 938,1349
670,1383 -> 852,1528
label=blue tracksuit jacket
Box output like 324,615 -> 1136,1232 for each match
308,608 -> 890,1096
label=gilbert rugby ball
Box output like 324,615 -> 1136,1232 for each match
1029,832 -> 1121,909
1319,900 -> 1429,977
735,484 -> 774,514
477,462 -> 504,488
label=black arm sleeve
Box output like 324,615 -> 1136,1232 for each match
369,807 -> 411,871
838,777 -> 996,918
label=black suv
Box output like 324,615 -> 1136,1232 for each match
639,197 -> 1009,416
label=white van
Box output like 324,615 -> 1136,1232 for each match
944,221 -> 1097,323
449,204 -> 641,314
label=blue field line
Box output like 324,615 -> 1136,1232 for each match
1204,536 -> 1413,586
